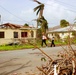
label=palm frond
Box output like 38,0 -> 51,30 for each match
34,4 -> 44,12
33,0 -> 42,4
36,8 -> 41,15
40,4 -> 44,8
34,5 -> 40,12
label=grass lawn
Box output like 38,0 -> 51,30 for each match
0,44 -> 35,51
0,42 -> 64,51
0,39 -> 76,51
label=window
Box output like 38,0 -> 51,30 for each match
0,32 -> 4,38
14,32 -> 18,38
21,32 -> 27,37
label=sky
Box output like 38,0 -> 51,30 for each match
0,0 -> 76,27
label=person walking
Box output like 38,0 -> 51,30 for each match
41,34 -> 47,47
51,37 -> 55,47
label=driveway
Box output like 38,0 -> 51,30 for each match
0,45 -> 76,75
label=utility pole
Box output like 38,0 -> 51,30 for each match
0,15 -> 1,25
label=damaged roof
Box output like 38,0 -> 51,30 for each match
0,23 -> 22,29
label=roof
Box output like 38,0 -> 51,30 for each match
20,26 -> 38,30
48,24 -> 74,31
48,25 -> 61,31
0,23 -> 38,30
48,25 -> 76,33
0,23 -> 22,29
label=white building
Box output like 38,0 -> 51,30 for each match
47,25 -> 76,40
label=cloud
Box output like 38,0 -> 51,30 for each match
43,0 -> 76,27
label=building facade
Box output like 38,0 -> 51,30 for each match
0,23 -> 37,45
47,25 -> 76,41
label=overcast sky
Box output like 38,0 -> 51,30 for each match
0,0 -> 76,27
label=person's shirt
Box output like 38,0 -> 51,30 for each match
42,35 -> 47,40
52,37 -> 54,41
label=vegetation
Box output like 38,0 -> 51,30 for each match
38,16 -> 48,33
33,0 -> 48,34
24,23 -> 29,26
33,0 -> 44,19
60,19 -> 69,27
0,44 -> 34,51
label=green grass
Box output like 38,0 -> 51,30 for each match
0,44 -> 34,51
55,41 -> 66,45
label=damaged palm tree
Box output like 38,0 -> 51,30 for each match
33,0 -> 44,19
33,0 -> 48,34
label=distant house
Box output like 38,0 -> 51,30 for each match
0,23 -> 38,45
47,25 -> 76,40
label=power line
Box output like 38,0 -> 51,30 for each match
30,0 -> 76,25
0,5 -> 29,23
54,0 -> 76,7
31,0 -> 76,13
44,0 -> 76,13
1,0 -> 76,25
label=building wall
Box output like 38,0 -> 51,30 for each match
0,28 -> 37,45
0,29 -> 20,45
59,32 -> 73,39
48,32 -> 73,40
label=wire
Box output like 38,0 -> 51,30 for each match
0,5 -> 28,23
47,0 -> 76,13
31,0 -> 76,13
0,0 -> 76,25
54,0 -> 76,7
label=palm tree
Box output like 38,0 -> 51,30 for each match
38,16 -> 48,33
33,0 -> 44,19
33,0 -> 48,33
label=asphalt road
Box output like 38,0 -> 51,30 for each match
0,45 -> 76,75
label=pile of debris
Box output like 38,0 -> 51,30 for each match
33,45 -> 76,75
29,41 -> 76,75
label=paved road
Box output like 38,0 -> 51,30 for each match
0,45 -> 76,75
